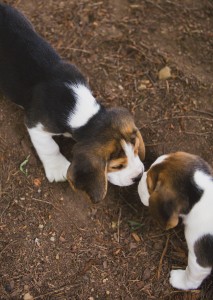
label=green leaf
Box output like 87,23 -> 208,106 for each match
128,220 -> 144,231
19,155 -> 30,176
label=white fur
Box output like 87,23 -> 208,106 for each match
107,141 -> 144,186
138,171 -> 149,206
151,154 -> 168,167
138,154 -> 168,206
170,170 -> 213,290
66,84 -> 100,128
27,123 -> 70,182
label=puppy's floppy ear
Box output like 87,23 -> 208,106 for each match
147,167 -> 182,230
136,130 -> 145,161
149,186 -> 180,230
67,144 -> 107,203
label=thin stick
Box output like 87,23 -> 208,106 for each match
184,131 -> 212,136
32,198 -> 60,211
145,115 -> 213,124
157,235 -> 170,279
0,240 -> 18,257
34,284 -> 80,299
117,208 -> 122,243
192,109 -> 213,117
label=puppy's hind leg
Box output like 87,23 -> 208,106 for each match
169,251 -> 211,290
27,124 -> 70,182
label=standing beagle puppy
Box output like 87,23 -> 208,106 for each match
0,4 -> 145,203
138,152 -> 213,290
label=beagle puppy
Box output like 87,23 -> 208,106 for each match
138,152 -> 213,290
0,3 -> 145,203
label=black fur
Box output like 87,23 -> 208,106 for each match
194,234 -> 213,268
0,3 -> 87,133
183,157 -> 212,213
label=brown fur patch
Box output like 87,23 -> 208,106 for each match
136,130 -> 145,160
134,136 -> 140,156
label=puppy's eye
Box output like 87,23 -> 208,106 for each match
130,137 -> 135,145
130,132 -> 136,145
112,164 -> 124,170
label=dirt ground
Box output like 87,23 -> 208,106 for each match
0,0 -> 213,299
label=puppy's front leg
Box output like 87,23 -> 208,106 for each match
170,251 -> 211,290
27,125 -> 70,182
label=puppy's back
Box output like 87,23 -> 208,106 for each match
0,3 -> 60,106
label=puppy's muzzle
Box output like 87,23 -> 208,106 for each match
132,172 -> 143,183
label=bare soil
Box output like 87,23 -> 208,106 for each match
0,0 -> 213,299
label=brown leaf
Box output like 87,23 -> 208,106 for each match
131,232 -> 141,242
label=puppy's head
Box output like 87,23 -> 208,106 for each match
67,107 -> 145,203
138,152 -> 211,230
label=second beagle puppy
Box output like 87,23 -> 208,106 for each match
138,152 -> 213,290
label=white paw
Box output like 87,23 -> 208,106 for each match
169,269 -> 199,290
44,155 -> 71,182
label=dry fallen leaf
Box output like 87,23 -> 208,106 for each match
131,232 -> 141,242
33,178 -> 41,187
111,221 -> 117,229
158,66 -> 171,80
23,292 -> 34,300
138,83 -> 147,90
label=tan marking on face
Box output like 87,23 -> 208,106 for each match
108,157 -> 128,172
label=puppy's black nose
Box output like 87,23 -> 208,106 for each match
132,172 -> 143,183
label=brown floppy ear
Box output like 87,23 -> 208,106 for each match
147,167 -> 159,193
149,180 -> 181,230
136,130 -> 145,161
67,145 -> 108,203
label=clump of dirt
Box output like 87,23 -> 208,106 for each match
1,0 -> 213,299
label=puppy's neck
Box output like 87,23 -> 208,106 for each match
66,83 -> 101,130
181,170 -> 213,223
71,105 -> 106,141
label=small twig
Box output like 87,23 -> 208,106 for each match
117,208 -> 122,243
157,235 -> 170,279
59,47 -> 91,54
192,109 -> 213,117
166,80 -> 170,94
32,198 -> 60,211
33,284 -> 81,299
144,71 -> 157,86
0,240 -> 18,257
145,115 -> 213,124
184,131 -> 212,136
0,200 -> 12,221
145,0 -> 167,12
122,198 -> 138,213
145,142 -> 164,147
